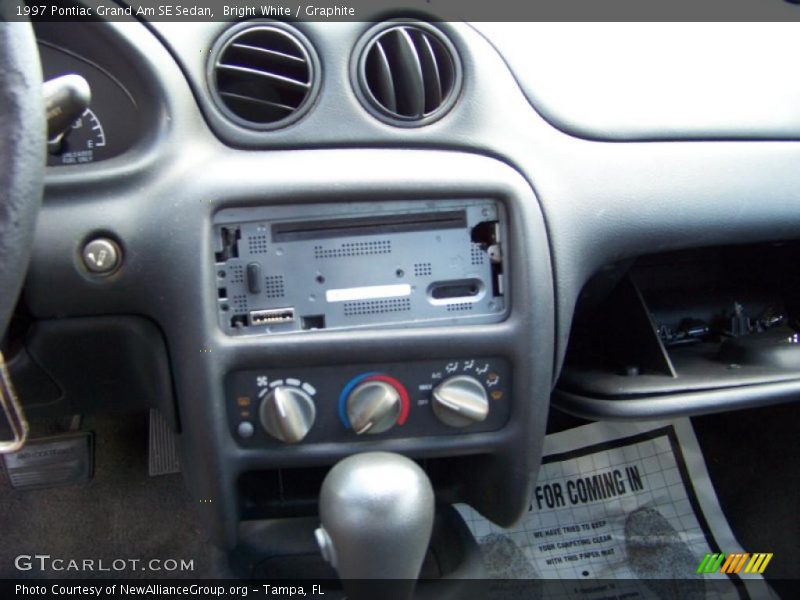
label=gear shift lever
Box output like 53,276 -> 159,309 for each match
315,452 -> 434,600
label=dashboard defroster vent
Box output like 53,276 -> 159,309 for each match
209,24 -> 319,129
355,23 -> 462,126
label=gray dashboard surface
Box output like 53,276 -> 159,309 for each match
28,18 -> 800,544
473,22 -> 800,141
41,19 -> 800,382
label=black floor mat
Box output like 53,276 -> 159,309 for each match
692,402 -> 800,584
0,413 -> 226,578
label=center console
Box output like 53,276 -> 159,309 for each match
213,199 -> 514,448
27,147 -> 555,551
205,177 -> 554,583
195,154 -> 556,549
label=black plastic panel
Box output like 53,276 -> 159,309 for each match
16,316 -> 178,429
226,357 -> 511,447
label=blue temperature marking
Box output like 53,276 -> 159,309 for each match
338,372 -> 380,428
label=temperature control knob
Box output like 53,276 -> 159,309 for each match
259,387 -> 316,443
346,380 -> 402,435
432,375 -> 489,428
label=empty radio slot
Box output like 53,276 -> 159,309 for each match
213,200 -> 508,336
428,279 -> 484,304
250,308 -> 296,326
272,210 -> 467,242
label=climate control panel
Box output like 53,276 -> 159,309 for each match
225,358 -> 511,446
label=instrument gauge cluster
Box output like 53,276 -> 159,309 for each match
38,41 -> 141,167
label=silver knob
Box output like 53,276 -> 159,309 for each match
346,380 -> 401,435
259,387 -> 316,443
432,375 -> 489,427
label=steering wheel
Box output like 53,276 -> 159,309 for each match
0,15 -> 45,340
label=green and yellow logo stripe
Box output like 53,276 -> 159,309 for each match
697,552 -> 773,574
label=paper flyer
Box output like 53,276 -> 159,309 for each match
457,419 -> 775,599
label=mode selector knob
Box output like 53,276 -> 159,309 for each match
346,380 -> 402,435
260,387 -> 316,443
432,375 -> 489,428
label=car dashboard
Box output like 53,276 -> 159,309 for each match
11,13 -> 800,552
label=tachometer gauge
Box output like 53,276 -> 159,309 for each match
49,108 -> 107,165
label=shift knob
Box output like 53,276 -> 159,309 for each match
315,452 -> 434,600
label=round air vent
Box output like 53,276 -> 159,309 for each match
354,23 -> 462,127
209,23 -> 319,130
